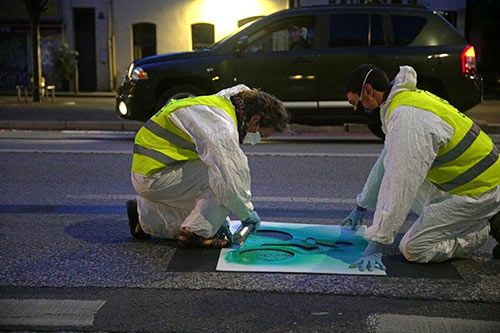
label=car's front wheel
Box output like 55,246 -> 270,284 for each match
156,85 -> 205,111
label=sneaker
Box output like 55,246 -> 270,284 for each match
489,211 -> 500,259
489,210 -> 500,242
177,227 -> 228,248
493,244 -> 500,259
126,199 -> 150,240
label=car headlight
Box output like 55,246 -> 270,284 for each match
131,67 -> 148,80
126,62 -> 134,79
118,101 -> 128,116
125,63 -> 148,81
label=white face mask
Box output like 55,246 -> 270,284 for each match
243,125 -> 261,145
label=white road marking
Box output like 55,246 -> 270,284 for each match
246,152 -> 379,158
0,149 -> 379,158
0,149 -> 129,154
67,194 -> 356,204
0,299 -> 106,327
369,313 -> 500,333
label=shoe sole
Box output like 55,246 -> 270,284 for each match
126,200 -> 150,240
493,244 -> 500,259
490,212 -> 500,242
178,228 -> 228,249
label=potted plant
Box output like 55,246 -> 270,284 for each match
52,43 -> 78,92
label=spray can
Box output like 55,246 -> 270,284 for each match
231,223 -> 255,246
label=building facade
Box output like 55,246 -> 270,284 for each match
0,0 -> 288,92
2,0 -> 497,94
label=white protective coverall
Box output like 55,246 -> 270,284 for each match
131,85 -> 254,239
357,66 -> 500,263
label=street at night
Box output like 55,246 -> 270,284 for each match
1,130 -> 499,332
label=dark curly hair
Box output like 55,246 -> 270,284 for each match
237,88 -> 290,132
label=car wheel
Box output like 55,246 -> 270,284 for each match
156,85 -> 205,111
367,122 -> 385,140
366,108 -> 385,140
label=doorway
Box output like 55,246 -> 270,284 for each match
73,8 -> 96,91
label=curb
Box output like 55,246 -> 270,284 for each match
0,120 -> 142,132
1,121 -> 500,135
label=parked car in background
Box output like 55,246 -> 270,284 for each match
116,4 -> 482,138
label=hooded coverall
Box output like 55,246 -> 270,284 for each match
357,66 -> 500,263
130,85 -> 254,239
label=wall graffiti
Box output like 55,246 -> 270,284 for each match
0,34 -> 28,88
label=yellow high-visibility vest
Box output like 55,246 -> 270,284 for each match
131,95 -> 237,176
388,89 -> 500,197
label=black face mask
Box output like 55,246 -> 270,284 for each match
357,101 -> 376,117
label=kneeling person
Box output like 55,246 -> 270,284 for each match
341,64 -> 500,271
127,85 -> 290,248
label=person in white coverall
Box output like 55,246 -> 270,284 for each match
340,64 -> 500,271
126,85 -> 290,248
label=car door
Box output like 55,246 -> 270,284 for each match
226,16 -> 318,110
315,12 -> 400,124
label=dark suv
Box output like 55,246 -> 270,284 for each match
116,4 -> 482,137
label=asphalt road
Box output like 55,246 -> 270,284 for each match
0,131 -> 499,332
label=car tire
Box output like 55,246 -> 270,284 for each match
366,108 -> 385,140
156,85 -> 205,111
367,122 -> 385,140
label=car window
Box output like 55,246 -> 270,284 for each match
209,21 -> 257,49
245,17 -> 314,54
329,14 -> 368,47
391,15 -> 427,46
371,14 -> 384,46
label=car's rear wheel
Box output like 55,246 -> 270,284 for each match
367,122 -> 385,140
156,85 -> 205,111
366,108 -> 385,140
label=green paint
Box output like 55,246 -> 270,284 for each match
225,223 -> 368,267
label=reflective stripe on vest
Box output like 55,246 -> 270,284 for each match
431,123 -> 481,169
133,143 -> 180,166
131,94 -> 237,176
436,144 -> 499,192
143,119 -> 196,152
388,89 -> 500,196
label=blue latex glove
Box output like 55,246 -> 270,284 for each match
350,241 -> 386,272
216,219 -> 232,241
341,207 -> 365,231
242,211 -> 261,231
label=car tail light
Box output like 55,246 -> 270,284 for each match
461,45 -> 476,76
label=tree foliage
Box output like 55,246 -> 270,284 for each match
52,43 -> 79,81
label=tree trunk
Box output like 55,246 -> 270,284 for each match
31,18 -> 41,102
24,0 -> 48,102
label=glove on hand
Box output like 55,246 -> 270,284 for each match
341,207 -> 365,231
242,211 -> 261,231
349,241 -> 386,272
216,219 -> 232,241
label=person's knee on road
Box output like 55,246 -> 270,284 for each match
398,234 -> 434,263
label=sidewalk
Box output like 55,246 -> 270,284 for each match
0,95 -> 499,135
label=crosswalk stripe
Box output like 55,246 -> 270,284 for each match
0,299 -> 106,327
369,313 -> 500,333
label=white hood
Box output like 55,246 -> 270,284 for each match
216,84 -> 250,100
380,66 -> 418,133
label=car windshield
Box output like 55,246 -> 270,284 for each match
207,19 -> 261,49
